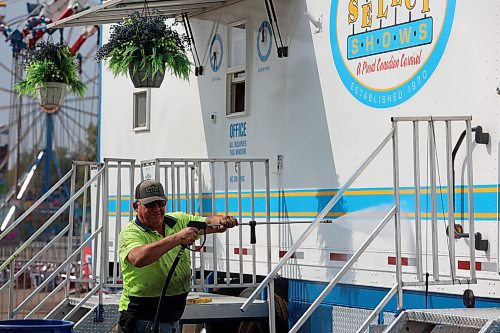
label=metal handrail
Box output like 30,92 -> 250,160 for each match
13,227 -> 102,316
4,157 -> 274,320
0,166 -> 105,273
26,278 -> 68,319
62,283 -> 101,321
241,129 -> 394,312
0,169 -> 73,241
356,284 -> 399,333
354,117 -> 476,333
289,206 -> 396,333
0,225 -> 70,295
45,296 -> 72,319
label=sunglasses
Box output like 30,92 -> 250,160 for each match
141,200 -> 167,209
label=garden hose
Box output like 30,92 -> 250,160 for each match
150,220 -> 207,333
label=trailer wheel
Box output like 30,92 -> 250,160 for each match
236,288 -> 288,333
237,320 -> 266,333
273,293 -> 288,333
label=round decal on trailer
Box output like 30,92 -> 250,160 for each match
330,0 -> 456,108
257,21 -> 273,62
209,33 -> 223,72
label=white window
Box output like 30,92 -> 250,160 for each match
227,21 -> 247,116
133,89 -> 150,131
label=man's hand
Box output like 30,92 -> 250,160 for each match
204,215 -> 238,234
176,227 -> 199,245
220,216 -> 238,228
213,215 -> 238,233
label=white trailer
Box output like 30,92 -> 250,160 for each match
50,0 -> 500,331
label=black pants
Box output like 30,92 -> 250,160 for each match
133,319 -> 180,333
118,319 -> 180,333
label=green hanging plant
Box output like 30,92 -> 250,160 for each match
15,41 -> 87,98
96,11 -> 191,83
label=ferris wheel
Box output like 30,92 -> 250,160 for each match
0,0 -> 99,232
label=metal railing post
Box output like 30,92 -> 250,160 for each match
113,162 -> 122,284
445,121 -> 456,280
164,164 -> 169,212
92,166 -> 102,291
413,121 -> 423,282
466,120 -> 476,282
265,160 -> 271,273
268,280 -> 276,333
237,161 -> 243,284
79,165 -> 89,293
129,163 -> 135,222
185,162 -> 190,213
154,158 -> 160,181
429,120 -> 439,281
250,162 -> 256,284
98,161 -> 109,321
190,162 -> 196,288
8,259 -> 15,319
210,161 -> 218,285
224,162 -> 230,285
392,120 -> 403,310
198,162 -> 205,286
66,164 -> 77,297
171,161 -> 176,212
190,166 -> 195,214
103,161 -> 110,282
177,166 -> 181,211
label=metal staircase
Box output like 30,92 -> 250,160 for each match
242,116 -> 488,333
0,158 -> 275,332
0,161 -> 107,328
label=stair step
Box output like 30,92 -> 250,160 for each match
406,308 -> 500,329
74,304 -> 120,333
384,308 -> 500,333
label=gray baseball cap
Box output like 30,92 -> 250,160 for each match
135,179 -> 167,205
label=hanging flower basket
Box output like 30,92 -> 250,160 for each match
36,82 -> 66,111
129,64 -> 165,88
96,11 -> 190,88
14,42 -> 86,107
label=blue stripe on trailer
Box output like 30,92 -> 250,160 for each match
107,185 -> 499,222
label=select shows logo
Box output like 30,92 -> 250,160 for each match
330,0 -> 455,108
347,17 -> 432,60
